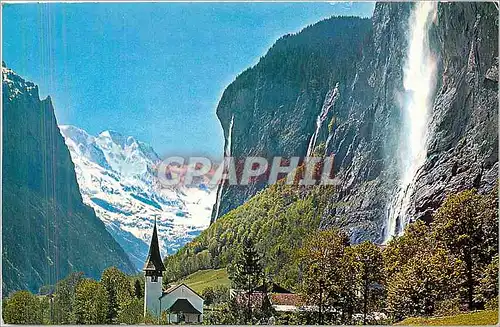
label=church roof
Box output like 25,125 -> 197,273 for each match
160,283 -> 203,300
168,298 -> 201,314
143,219 -> 166,272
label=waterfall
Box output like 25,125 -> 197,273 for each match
384,2 -> 437,242
212,114 -> 235,222
306,83 -> 340,156
225,114 -> 235,158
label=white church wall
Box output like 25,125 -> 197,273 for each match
144,275 -> 163,316
167,313 -> 201,323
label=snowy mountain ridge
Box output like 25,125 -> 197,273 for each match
59,125 -> 215,270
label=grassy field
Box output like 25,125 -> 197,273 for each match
178,268 -> 230,294
396,310 -> 498,326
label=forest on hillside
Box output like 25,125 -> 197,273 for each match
161,183 -> 498,324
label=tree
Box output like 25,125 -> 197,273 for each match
229,237 -> 264,323
337,247 -> 359,324
431,189 -> 498,310
385,246 -> 463,320
134,279 -> 144,299
297,229 -> 350,324
3,290 -> 43,324
202,285 -> 230,306
383,220 -> 430,277
202,287 -> 216,306
117,298 -> 144,324
100,266 -> 133,323
74,279 -> 108,324
476,255 -> 499,305
203,299 -> 247,325
53,271 -> 84,324
351,241 -> 385,324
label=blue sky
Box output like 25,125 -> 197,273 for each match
3,2 -> 375,159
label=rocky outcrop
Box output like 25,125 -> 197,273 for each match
212,16 -> 373,223
212,2 -> 498,243
2,64 -> 136,295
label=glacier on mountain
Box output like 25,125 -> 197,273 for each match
59,125 -> 215,270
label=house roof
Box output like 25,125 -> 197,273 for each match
270,283 -> 292,293
233,291 -> 269,308
168,298 -> 202,314
253,282 -> 292,293
160,283 -> 203,300
269,293 -> 305,307
143,218 -> 166,272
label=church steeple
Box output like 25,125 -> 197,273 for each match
143,217 -> 166,275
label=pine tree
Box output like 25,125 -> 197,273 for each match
229,237 -> 263,323
53,271 -> 84,324
134,279 -> 144,299
100,267 -> 133,323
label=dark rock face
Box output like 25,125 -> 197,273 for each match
2,64 -> 136,295
212,16 -> 374,223
410,3 -> 498,223
212,3 -> 498,243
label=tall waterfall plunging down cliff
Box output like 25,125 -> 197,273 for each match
212,114 -> 235,223
213,3 -> 497,242
384,2 -> 438,242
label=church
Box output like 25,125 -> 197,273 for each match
143,219 -> 204,323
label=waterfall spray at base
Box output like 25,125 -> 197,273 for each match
384,2 -> 438,242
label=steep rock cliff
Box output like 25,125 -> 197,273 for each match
2,64 -> 136,295
213,16 -> 373,223
410,3 -> 498,223
212,2 -> 498,243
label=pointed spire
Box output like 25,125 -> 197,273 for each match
143,216 -> 166,273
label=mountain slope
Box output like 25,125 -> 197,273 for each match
165,2 -> 498,283
212,3 -> 498,243
212,15 -> 373,223
2,64 -> 136,295
59,125 -> 215,269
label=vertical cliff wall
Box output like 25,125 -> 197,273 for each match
212,2 -> 498,243
2,64 -> 136,295
212,16 -> 373,223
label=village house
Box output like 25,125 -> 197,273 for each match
230,283 -> 307,313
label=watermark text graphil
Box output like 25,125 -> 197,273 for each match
156,155 -> 339,188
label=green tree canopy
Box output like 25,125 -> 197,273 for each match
100,266 -> 134,323
74,279 -> 108,324
431,189 -> 498,310
3,290 -> 43,324
53,271 -> 84,324
297,228 -> 350,324
351,241 -> 385,324
228,237 -> 265,323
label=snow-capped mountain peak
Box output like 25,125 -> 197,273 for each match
59,125 -> 215,269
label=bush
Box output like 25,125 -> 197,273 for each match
434,298 -> 461,317
485,297 -> 498,311
202,285 -> 229,306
